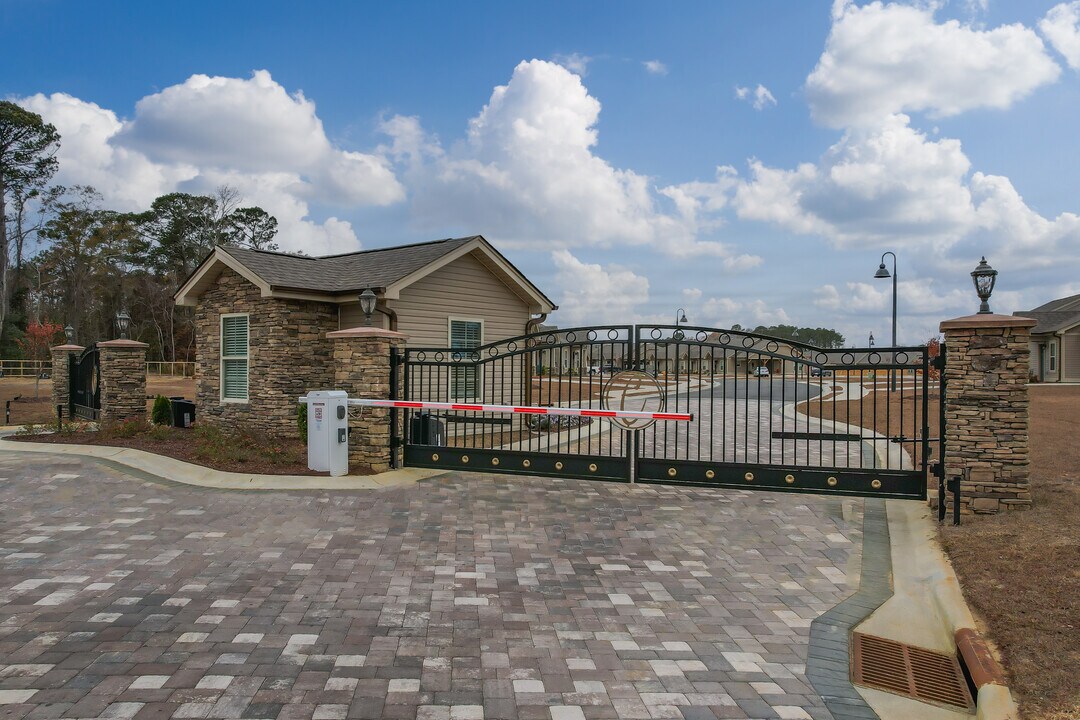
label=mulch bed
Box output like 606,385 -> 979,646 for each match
10,426 -> 321,476
939,386 -> 1080,720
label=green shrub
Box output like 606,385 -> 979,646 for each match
151,395 -> 172,425
296,402 -> 307,441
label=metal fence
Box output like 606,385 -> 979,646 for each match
0,360 -> 195,378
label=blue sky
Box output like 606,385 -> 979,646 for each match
4,0 -> 1080,344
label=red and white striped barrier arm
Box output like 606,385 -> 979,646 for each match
346,398 -> 692,422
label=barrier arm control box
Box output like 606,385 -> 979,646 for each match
301,391 -> 349,477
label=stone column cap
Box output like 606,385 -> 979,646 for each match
51,344 -> 85,352
98,338 -> 150,349
940,313 -> 1037,331
327,326 -> 409,340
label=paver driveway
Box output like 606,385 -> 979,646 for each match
0,451 -> 868,720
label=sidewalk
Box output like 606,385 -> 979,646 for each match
0,433 -> 442,490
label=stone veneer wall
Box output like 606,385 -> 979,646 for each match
330,328 -> 407,473
195,269 -> 339,437
50,344 -> 83,417
941,314 -> 1036,514
99,340 -> 149,424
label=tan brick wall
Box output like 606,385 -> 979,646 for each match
99,342 -> 148,424
943,321 -> 1033,513
195,269 -> 338,437
331,330 -> 406,473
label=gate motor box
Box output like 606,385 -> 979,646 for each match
304,390 -> 349,476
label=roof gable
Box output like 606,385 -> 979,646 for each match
175,236 -> 556,313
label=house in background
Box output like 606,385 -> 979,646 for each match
1015,293 -> 1080,382
175,236 -> 556,436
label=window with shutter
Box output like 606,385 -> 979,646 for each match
221,315 -> 249,401
449,319 -> 482,400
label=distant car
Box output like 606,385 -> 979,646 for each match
752,366 -> 771,377
810,367 -> 833,377
587,365 -> 600,375
588,364 -> 617,374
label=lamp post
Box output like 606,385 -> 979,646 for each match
971,257 -> 998,314
115,310 -> 131,340
674,308 -> 688,340
874,252 -> 898,391
64,325 -> 75,344
359,289 -> 377,327
868,332 -> 875,348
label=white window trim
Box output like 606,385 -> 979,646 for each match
1048,340 -> 1058,374
447,316 -> 484,401
220,313 -> 250,404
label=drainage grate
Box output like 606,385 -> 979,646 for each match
852,632 -> 974,710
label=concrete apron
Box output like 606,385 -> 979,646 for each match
0,434 -> 443,490
856,500 -> 1018,720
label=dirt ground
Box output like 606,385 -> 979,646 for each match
797,386 -> 941,469
940,385 -> 1080,720
0,376 -> 195,426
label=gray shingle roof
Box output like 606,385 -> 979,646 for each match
1028,293 -> 1080,313
1014,310 -> 1080,334
220,236 -> 478,294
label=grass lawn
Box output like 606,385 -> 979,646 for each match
940,385 -> 1080,720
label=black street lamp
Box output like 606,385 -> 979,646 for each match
874,252 -> 898,390
674,308 -> 688,339
115,310 -> 131,340
868,332 -> 875,348
971,257 -> 998,314
359,289 -> 378,326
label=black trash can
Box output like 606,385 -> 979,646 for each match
410,413 -> 445,446
171,399 -> 196,428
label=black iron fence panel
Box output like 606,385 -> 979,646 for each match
402,325 -> 634,481
69,344 -> 101,421
399,324 -> 934,499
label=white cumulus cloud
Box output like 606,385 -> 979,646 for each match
643,60 -> 669,76
550,250 -> 650,325
807,0 -> 1061,127
385,59 -> 754,261
734,84 -> 777,110
1040,1 -> 1080,70
19,70 -> 404,254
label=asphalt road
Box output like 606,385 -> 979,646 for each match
672,377 -> 825,403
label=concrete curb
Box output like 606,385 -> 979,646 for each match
856,501 -> 1019,720
0,435 -> 444,490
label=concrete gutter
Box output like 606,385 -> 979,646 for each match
856,500 -> 1019,720
0,434 -> 443,491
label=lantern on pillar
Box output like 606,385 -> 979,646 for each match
970,257 -> 998,315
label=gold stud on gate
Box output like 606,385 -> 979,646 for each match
871,479 -> 882,489
827,476 -> 838,487
705,470 -> 715,479
555,461 -> 564,470
522,459 -> 531,468
431,453 -> 440,462
589,464 -> 598,473
785,474 -> 795,484
491,458 -> 500,466
744,472 -> 754,482
461,455 -> 469,464
668,467 -> 677,477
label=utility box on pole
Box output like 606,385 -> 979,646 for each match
302,390 -> 349,476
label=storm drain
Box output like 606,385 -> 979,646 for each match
852,632 -> 974,711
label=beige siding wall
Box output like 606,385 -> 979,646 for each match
340,252 -> 531,345
340,252 -> 532,411
1062,331 -> 1080,382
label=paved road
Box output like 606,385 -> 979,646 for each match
0,452 -> 869,720
672,379 -> 823,403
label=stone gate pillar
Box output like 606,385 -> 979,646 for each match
98,339 -> 149,424
940,313 -> 1037,514
328,327 -> 408,473
50,344 -> 84,418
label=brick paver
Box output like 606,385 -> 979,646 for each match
0,452 -> 867,719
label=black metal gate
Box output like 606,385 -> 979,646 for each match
399,324 -> 941,499
69,344 -> 101,421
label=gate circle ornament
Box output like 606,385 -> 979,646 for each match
601,371 -> 667,431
